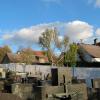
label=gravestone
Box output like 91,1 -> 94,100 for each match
58,67 -> 72,85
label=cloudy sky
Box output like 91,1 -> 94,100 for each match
0,0 -> 100,52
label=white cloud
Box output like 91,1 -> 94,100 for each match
95,0 -> 100,7
88,0 -> 100,8
2,22 -> 62,47
64,20 -> 94,42
96,28 -> 100,35
2,34 -> 13,40
1,20 -> 94,47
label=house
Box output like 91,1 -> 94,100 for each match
59,43 -> 100,67
1,53 -> 22,64
33,51 -> 49,64
1,51 -> 49,65
78,44 -> 100,62
77,43 -> 100,67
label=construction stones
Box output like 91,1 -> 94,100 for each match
67,83 -> 87,100
34,85 -> 64,100
12,83 -> 35,100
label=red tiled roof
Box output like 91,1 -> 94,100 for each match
21,49 -> 46,57
33,51 -> 49,62
33,51 -> 45,56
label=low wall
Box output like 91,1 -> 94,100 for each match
34,85 -> 64,100
1,64 -> 100,87
67,83 -> 88,100
12,83 -> 34,100
1,64 -> 100,79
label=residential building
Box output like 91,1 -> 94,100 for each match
78,44 -> 100,67
1,51 -> 49,65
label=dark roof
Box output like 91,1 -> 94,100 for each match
79,44 -> 100,58
7,53 -> 22,63
0,93 -> 22,100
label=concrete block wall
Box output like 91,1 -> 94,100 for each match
67,83 -> 87,100
12,83 -> 35,100
0,81 -> 4,92
93,78 -> 100,88
58,67 -> 72,85
34,85 -> 64,100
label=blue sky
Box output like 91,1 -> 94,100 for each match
0,0 -> 100,52
0,0 -> 100,29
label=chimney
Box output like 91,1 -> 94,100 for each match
17,50 -> 21,54
94,38 -> 97,45
80,39 -> 83,44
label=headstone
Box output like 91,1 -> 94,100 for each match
93,79 -> 100,88
58,67 -> 72,85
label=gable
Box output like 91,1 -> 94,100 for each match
1,54 -> 11,64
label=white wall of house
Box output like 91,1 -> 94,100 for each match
92,58 -> 100,62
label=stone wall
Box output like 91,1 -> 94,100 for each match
58,67 -> 72,85
12,83 -> 35,100
67,83 -> 87,100
34,85 -> 64,100
0,68 -> 6,78
93,78 -> 100,88
34,83 -> 88,100
0,81 -> 4,92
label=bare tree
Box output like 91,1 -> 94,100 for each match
19,48 -> 34,72
39,28 -> 69,66
20,48 -> 34,64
